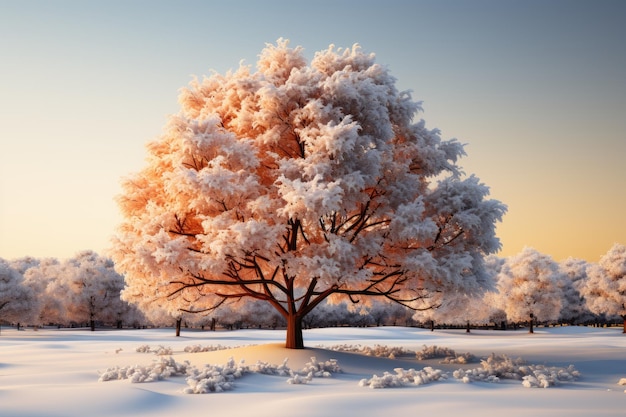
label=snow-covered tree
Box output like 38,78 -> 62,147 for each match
495,248 -> 564,333
110,39 -> 506,348
9,256 -> 41,275
481,255 -> 508,328
0,259 -> 39,331
62,251 -> 127,331
21,258 -> 64,326
582,243 -> 626,332
413,290 -> 492,332
558,257 -> 594,324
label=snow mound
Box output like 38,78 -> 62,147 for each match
618,378 -> 626,386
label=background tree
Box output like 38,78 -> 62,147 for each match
21,258 -> 65,326
110,39 -> 506,348
414,290 -> 492,332
558,257 -> 594,325
62,251 -> 127,331
0,259 -> 39,331
495,247 -> 563,333
582,243 -> 626,332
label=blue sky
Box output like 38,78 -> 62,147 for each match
1,0 -> 625,261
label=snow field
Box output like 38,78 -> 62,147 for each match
1,326 -> 625,417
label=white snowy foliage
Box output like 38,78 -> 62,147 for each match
0,259 -> 38,324
323,343 -> 475,363
251,358 -> 292,376
135,345 -> 173,355
110,39 -> 506,343
183,344 -> 240,353
415,345 -> 476,364
558,257 -> 592,323
322,344 -> 412,359
495,247 -> 564,323
183,358 -> 247,393
99,343 -> 579,392
99,354 -> 342,392
359,366 -> 448,389
298,357 -> 342,377
452,353 -> 580,388
98,356 -> 190,383
582,244 -> 626,320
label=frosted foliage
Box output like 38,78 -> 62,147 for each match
110,39 -> 506,337
59,251 -> 128,326
558,257 -> 592,323
0,259 -> 38,324
100,353 -> 341,392
359,367 -> 447,389
21,258 -> 64,325
582,244 -> 626,318
496,247 -> 563,323
414,291 -> 493,325
452,354 -> 580,388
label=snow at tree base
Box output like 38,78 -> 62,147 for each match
110,38 -> 509,348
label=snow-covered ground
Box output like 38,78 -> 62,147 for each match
1,326 -> 624,416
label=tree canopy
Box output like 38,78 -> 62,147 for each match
582,243 -> 626,332
494,247 -> 563,332
110,39 -> 507,348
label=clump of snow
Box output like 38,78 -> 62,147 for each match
286,373 -> 312,385
618,378 -> 626,386
98,356 -> 189,383
135,344 -> 173,355
415,345 -> 476,364
287,357 -> 342,384
100,354 -> 342,391
300,357 -> 342,376
452,353 -> 580,388
251,358 -> 292,376
359,366 -> 448,389
324,343 -> 476,363
321,343 -> 411,359
183,358 -> 248,394
103,343 -> 578,392
183,344 -> 242,353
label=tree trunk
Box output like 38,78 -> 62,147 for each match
466,321 -> 471,333
430,320 -> 435,332
529,313 -> 534,334
175,318 -> 182,337
90,319 -> 95,332
622,316 -> 625,334
285,314 -> 304,349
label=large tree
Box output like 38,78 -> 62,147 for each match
110,40 -> 506,348
582,243 -> 626,332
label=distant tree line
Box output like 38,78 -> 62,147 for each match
1,244 -> 625,334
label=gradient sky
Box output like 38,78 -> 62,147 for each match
1,0 -> 625,263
